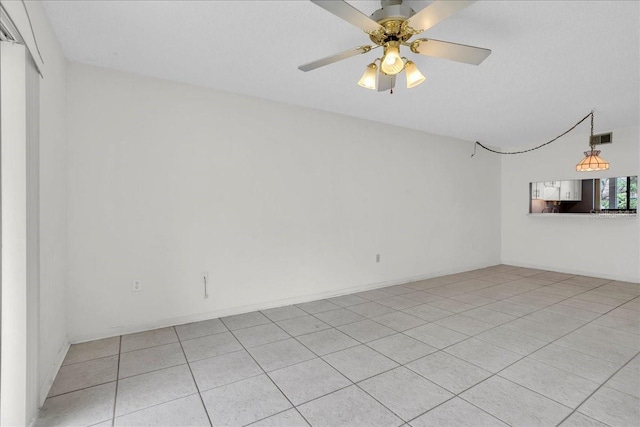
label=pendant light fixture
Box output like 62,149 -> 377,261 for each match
472,110 -> 612,174
576,148 -> 610,172
576,111 -> 610,172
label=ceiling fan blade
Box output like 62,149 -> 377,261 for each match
410,38 -> 491,65
311,0 -> 384,34
298,45 -> 375,72
403,1 -> 475,35
377,72 -> 396,92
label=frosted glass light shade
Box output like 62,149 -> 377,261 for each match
381,44 -> 404,75
404,61 -> 425,88
357,63 -> 377,90
576,149 -> 610,172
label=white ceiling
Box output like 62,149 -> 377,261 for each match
43,0 -> 639,147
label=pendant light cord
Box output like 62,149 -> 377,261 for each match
471,110 -> 594,157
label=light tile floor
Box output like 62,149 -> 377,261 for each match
36,265 -> 640,427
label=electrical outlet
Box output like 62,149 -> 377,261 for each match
376,254 -> 381,263
132,280 -> 141,292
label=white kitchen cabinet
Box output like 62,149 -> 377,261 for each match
532,180 -> 582,201
560,180 -> 582,201
543,185 -> 560,200
532,181 -> 562,200
531,182 -> 544,199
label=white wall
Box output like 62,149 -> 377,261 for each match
501,125 -> 639,282
0,1 -> 69,420
66,63 -> 501,342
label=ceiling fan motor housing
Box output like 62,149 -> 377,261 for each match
369,2 -> 416,45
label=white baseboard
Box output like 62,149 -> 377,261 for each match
501,260 -> 639,283
70,261 -> 499,344
38,339 -> 70,406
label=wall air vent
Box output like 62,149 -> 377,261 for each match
590,132 -> 613,145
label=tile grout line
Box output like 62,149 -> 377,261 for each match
274,271 -> 613,352
60,352 -> 121,368
399,290 -> 563,424
289,294 -> 507,423
446,284 -> 639,426
183,347 -> 245,365
523,297 -> 640,386
138,328 -> 346,400
271,272 -> 634,426
243,407 -> 311,427
105,360 -> 192,386
249,304 -> 423,426
394,276 -> 616,425
224,319 -> 315,427
104,328 -> 220,420
346,272 -> 568,332
258,320 -> 353,427
344,275 -> 636,426
261,278 -> 635,426
306,270 -> 549,425
45,379 -> 118,401
110,336 -> 122,427
287,326 -> 357,362
121,322 -> 466,426
166,329 -> 230,345
348,300 -> 542,425
174,326 -> 214,427
555,348 -> 640,426
118,338 -> 188,355
402,276 -> 630,357
108,393 -> 202,422
249,327 -> 405,426
284,320 -> 432,421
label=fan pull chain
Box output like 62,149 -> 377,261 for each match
471,110 -> 594,157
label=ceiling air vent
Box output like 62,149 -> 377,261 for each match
590,132 -> 613,145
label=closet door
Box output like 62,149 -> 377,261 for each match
1,41 -> 40,426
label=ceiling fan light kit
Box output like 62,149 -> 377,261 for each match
404,61 -> 426,88
381,42 -> 404,75
358,63 -> 378,90
299,0 -> 491,93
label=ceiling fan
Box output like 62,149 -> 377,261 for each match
298,0 -> 491,93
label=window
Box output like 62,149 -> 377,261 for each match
600,176 -> 637,211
